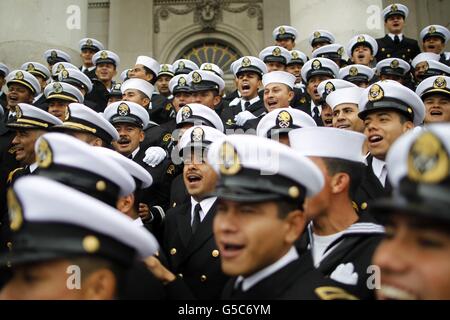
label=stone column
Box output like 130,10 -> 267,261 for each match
263,0 -> 292,47
0,0 -> 88,69
108,0 -> 154,73
290,0 -> 385,56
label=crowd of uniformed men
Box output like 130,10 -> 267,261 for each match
0,3 -> 449,300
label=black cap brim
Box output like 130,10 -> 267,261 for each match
380,67 -> 406,77
276,34 -> 296,41
176,116 -> 214,128
264,56 -> 287,65
384,12 -> 406,21
190,83 -> 220,92
370,194 -> 450,225
211,173 -> 306,205
236,67 -> 264,77
344,75 -> 370,83
81,45 -> 100,52
173,87 -> 192,94
311,38 -> 332,46
307,69 -> 335,81
110,116 -> 143,128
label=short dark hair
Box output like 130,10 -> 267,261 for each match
321,157 -> 365,198
143,66 -> 157,85
276,200 -> 302,218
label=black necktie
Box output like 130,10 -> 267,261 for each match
244,101 -> 250,110
384,175 -> 393,194
232,280 -> 244,297
312,106 -> 321,122
394,35 -> 400,45
191,204 -> 201,234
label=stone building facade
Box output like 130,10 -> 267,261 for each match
0,0 -> 448,88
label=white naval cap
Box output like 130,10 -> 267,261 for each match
259,46 -> 291,65
346,34 -> 379,57
187,70 -> 225,92
176,103 -> 224,132
272,25 -> 298,41
312,44 -> 345,60
229,60 -> 239,75
200,63 -> 224,78
21,62 -> 51,80
301,58 -> 339,82
411,52 -> 441,68
7,175 -> 158,265
376,58 -> 411,76
415,59 -> 450,77
358,80 -> 425,126
326,87 -> 365,110
416,76 -> 450,99
309,30 -> 336,46
78,37 -> 105,52
372,124 -> 450,220
135,55 -> 159,76
93,50 -> 120,67
232,56 -> 267,77
6,103 -> 62,129
51,62 -> 79,78
109,83 -> 123,98
34,132 -> 136,199
317,79 -> 357,100
382,3 -> 409,20
385,124 -> 450,189
158,64 -> 175,78
256,107 -> 316,138
104,101 -> 150,129
173,59 -> 199,75
0,63 -> 9,77
6,70 -> 41,95
207,134 -> 324,202
44,82 -> 84,103
288,50 -> 308,66
54,103 -> 119,144
120,68 -> 131,82
289,127 -> 367,164
178,125 -> 226,157
169,74 -> 190,94
420,25 -> 450,44
58,68 -> 93,93
92,147 -> 153,189
43,49 -> 72,64
262,71 -> 296,89
339,65 -> 375,83
121,78 -> 154,99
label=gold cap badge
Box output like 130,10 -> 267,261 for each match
349,66 -> 359,76
191,127 -> 205,142
7,188 -> 23,232
408,132 -> 449,183
117,103 -> 130,116
192,71 -> 202,84
433,77 -> 447,89
36,138 -> 53,169
368,84 -> 384,102
242,57 -> 251,68
312,59 -> 322,70
219,142 -> 241,176
181,106 -> 192,120
277,111 -> 292,128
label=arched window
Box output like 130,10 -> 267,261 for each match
179,41 -> 240,75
